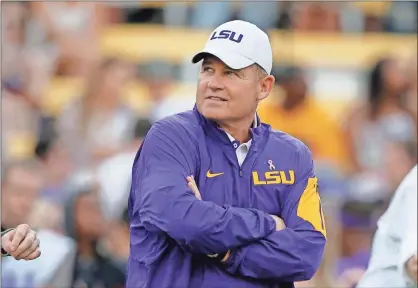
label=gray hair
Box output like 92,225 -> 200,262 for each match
254,64 -> 268,79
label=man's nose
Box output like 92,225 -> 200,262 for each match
207,74 -> 224,90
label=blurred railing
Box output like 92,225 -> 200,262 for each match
100,25 -> 416,68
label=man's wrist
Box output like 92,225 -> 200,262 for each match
221,250 -> 231,262
207,250 -> 229,262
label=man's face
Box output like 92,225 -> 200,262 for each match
196,56 -> 272,124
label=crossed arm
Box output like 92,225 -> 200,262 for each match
131,124 -> 326,281
186,170 -> 326,282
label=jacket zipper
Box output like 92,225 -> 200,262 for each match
233,144 -> 255,177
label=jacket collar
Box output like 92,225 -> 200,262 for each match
193,105 -> 269,152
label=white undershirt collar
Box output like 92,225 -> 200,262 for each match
223,114 -> 258,166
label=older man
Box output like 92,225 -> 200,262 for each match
127,20 -> 326,288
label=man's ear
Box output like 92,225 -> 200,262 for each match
258,75 -> 275,101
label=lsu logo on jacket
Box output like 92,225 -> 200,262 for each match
252,170 -> 295,185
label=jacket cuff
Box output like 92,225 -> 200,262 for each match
1,228 -> 14,237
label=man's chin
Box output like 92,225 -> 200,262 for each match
200,108 -> 227,122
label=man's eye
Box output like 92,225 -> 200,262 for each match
225,71 -> 236,76
202,67 -> 213,72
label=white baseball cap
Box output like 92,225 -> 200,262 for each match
192,20 -> 273,75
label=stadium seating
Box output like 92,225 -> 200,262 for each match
42,26 -> 416,117
100,25 -> 416,67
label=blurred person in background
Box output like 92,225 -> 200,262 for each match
334,194 -> 384,288
163,1 -> 280,30
57,57 -> 136,169
343,57 -> 417,191
1,2 -> 47,163
28,1 -> 111,77
355,3 -> 387,33
130,118 -> 153,150
63,172 -> 125,288
29,135 -> 74,233
291,3 -> 340,31
189,1 -> 279,31
358,165 -> 417,287
95,119 -> 152,276
35,136 -> 73,206
258,67 -> 352,175
97,118 -> 152,224
102,208 -> 131,273
1,160 -> 43,232
1,1 -> 51,104
140,61 -> 175,122
386,2 -> 418,34
405,57 -> 417,120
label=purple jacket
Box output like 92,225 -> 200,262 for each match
127,107 -> 326,288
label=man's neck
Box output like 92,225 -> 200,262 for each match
218,115 -> 255,143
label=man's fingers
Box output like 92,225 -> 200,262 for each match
188,181 -> 202,200
16,238 -> 39,260
24,247 -> 41,261
269,215 -> 286,231
5,229 -> 16,240
11,230 -> 36,259
187,176 -> 202,200
2,241 -> 13,254
11,224 -> 30,252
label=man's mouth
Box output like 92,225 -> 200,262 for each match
207,96 -> 227,102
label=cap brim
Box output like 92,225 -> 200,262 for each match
191,47 -> 254,70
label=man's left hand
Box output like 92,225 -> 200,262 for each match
1,224 -> 41,260
187,176 -> 202,200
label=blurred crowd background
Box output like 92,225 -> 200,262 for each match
1,1 -> 417,288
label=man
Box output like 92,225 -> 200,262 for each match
127,20 -> 326,288
357,165 -> 417,287
1,224 -> 41,260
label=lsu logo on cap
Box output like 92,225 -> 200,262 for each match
210,30 -> 243,43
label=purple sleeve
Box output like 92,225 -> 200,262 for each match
223,145 -> 326,282
131,123 -> 276,255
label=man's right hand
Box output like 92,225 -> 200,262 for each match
187,176 -> 202,200
270,215 -> 286,231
